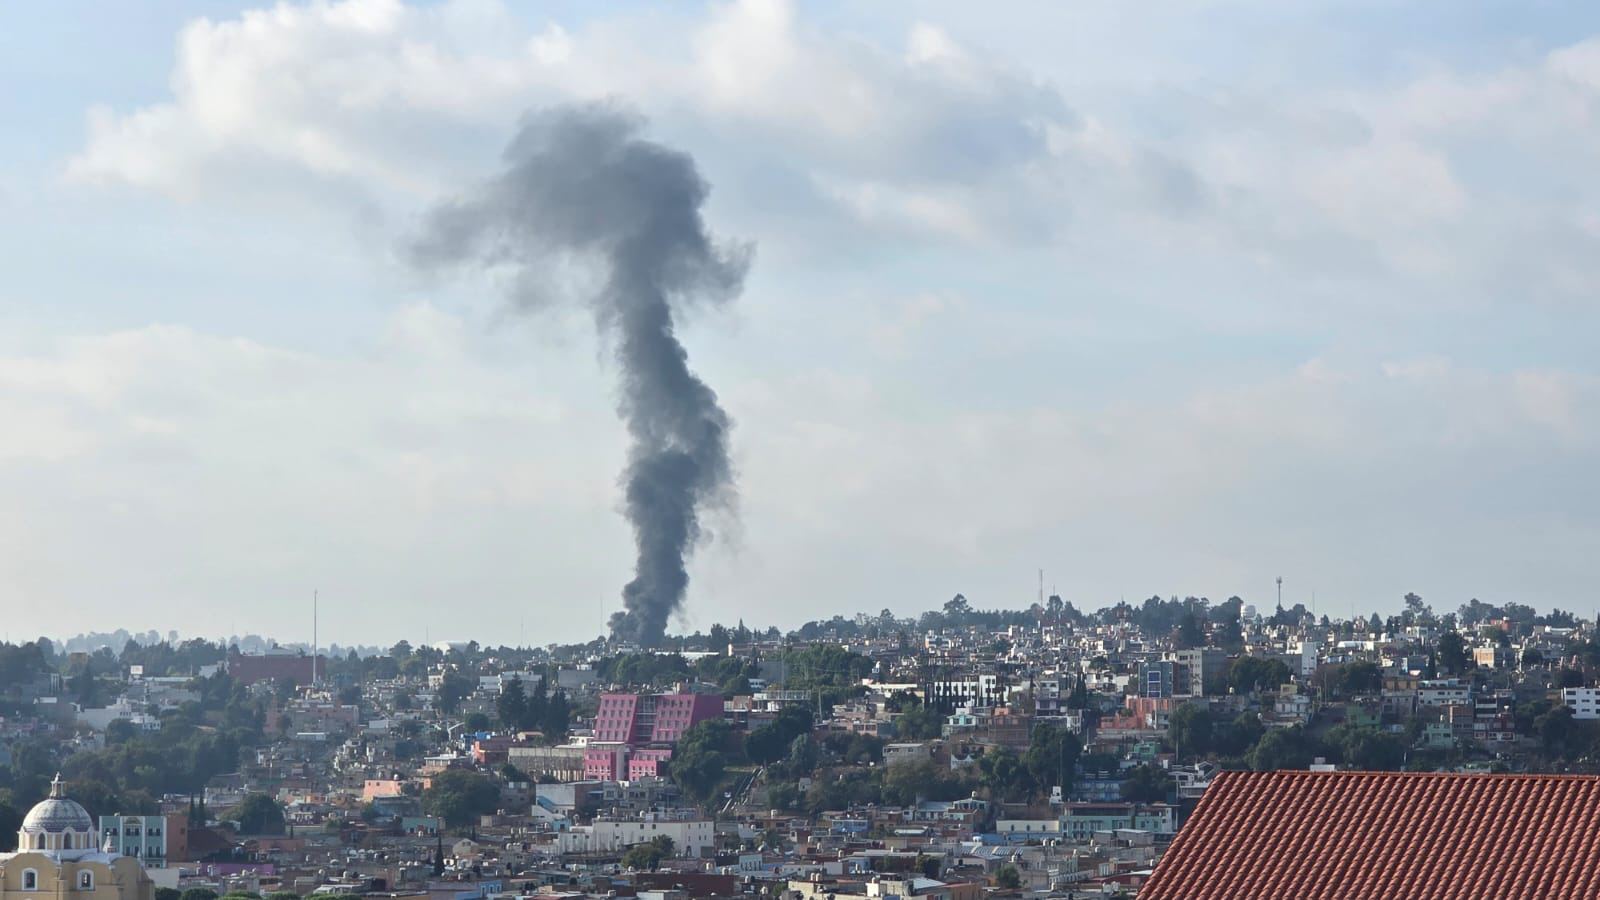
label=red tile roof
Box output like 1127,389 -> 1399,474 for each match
1141,769 -> 1600,899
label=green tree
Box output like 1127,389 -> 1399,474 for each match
434,671 -> 475,715
1168,703 -> 1213,761
0,796 -> 21,853
226,793 -> 286,835
155,890 -> 182,900
881,759 -> 969,805
1340,661 -> 1383,696
765,782 -> 801,811
422,770 -> 499,828
669,720 -> 730,805
747,707 -> 814,764
1066,677 -> 1090,710
1537,705 -> 1578,759
181,889 -> 219,900
105,719 -> 138,746
541,688 -> 571,740
1437,631 -> 1469,675
894,703 -> 943,740
995,864 -> 1021,889
1023,723 -> 1081,797
622,842 -> 665,871
1229,657 -> 1292,694
497,677 -> 526,728
1213,712 -> 1265,758
782,734 -> 820,778
1120,764 -> 1171,802
978,747 -> 1027,801
1247,725 -> 1315,771
1175,612 -> 1205,650
1325,725 -> 1405,771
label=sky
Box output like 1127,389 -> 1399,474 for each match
3,0 -> 1600,647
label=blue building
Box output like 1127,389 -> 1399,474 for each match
98,814 -> 168,868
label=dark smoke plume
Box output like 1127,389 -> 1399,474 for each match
411,104 -> 749,647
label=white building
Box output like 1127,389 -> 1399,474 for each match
1563,688 -> 1600,720
555,818 -> 714,858
1418,680 -> 1471,707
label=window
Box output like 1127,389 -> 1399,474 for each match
22,869 -> 38,891
80,872 -> 94,890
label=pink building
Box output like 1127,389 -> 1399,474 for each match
586,692 -> 722,779
628,747 -> 674,779
585,745 -> 628,780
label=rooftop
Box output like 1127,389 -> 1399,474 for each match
1142,769 -> 1600,899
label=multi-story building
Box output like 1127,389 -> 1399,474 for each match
1139,659 -> 1176,699
507,744 -> 587,782
940,705 -> 1029,748
1562,687 -> 1600,720
1285,641 -> 1320,678
1166,649 -> 1226,697
554,816 -> 715,857
584,692 -> 723,780
1062,802 -> 1176,837
1418,679 -> 1471,707
226,650 -> 322,687
924,673 -> 1009,712
96,815 -> 169,868
1473,646 -> 1515,670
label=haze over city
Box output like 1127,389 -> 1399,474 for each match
5,0 -> 1600,646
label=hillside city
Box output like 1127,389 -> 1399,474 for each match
1,592 -> 1597,899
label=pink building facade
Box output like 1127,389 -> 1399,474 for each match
585,692 -> 723,780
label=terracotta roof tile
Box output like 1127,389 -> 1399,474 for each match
1140,770 -> 1600,899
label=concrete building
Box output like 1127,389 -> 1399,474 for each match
1418,680 -> 1471,707
584,692 -> 722,780
507,744 -> 587,782
555,818 -> 715,857
226,651 -> 322,687
1473,646 -> 1514,670
1166,649 -> 1226,697
1562,687 -> 1600,720
95,816 -> 170,868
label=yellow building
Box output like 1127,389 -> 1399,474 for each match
1,776 -> 153,900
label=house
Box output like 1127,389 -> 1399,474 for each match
1142,770 -> 1600,898
1562,687 -> 1600,720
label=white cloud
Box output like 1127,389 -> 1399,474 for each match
27,0 -> 1600,636
59,0 -> 1600,300
63,0 -> 1145,246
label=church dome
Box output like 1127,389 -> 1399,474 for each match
21,774 -> 94,835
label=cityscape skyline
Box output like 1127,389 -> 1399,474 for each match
4,1 -> 1600,644
2,4 -> 1596,896
16,583 -> 1573,653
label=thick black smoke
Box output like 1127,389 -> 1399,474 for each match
411,104 -> 749,647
